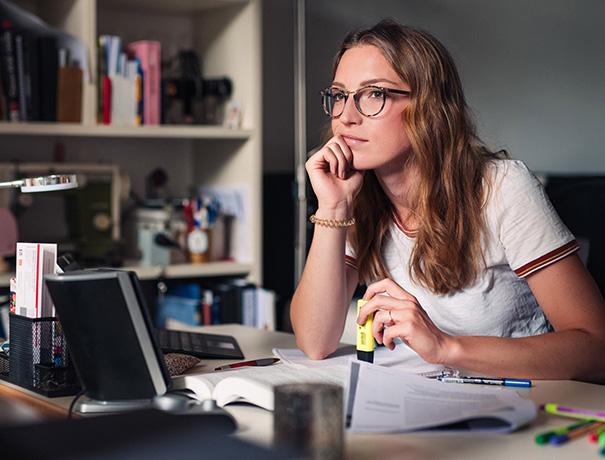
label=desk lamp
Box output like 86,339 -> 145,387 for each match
0,174 -> 78,273
0,174 -> 78,193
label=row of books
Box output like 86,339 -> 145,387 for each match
0,18 -> 83,123
157,280 -> 276,331
98,35 -> 160,126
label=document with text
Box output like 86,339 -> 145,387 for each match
346,361 -> 536,433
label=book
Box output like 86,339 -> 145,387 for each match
0,19 -> 20,121
127,40 -> 160,125
346,361 -> 536,433
171,362 -> 348,411
37,35 -> 58,122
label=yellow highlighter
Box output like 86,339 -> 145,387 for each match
356,299 -> 374,363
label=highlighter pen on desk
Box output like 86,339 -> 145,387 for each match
437,376 -> 532,388
356,299 -> 374,363
540,403 -> 605,423
215,357 -> 279,371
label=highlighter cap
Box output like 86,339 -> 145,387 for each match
356,350 -> 374,363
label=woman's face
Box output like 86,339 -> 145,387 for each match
331,44 -> 412,172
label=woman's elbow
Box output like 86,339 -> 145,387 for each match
295,337 -> 337,361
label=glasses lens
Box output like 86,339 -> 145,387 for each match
322,88 -> 345,118
357,87 -> 385,116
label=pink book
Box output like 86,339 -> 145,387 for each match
127,40 -> 161,125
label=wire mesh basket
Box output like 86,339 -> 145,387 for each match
0,314 -> 80,397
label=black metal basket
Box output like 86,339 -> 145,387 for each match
0,314 -> 80,397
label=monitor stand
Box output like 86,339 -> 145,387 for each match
74,392 -> 237,424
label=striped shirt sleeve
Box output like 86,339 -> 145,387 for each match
494,160 -> 579,278
345,240 -> 358,271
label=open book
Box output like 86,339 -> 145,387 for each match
346,361 -> 536,433
172,363 -> 347,411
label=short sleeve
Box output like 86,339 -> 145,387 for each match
491,160 -> 579,278
345,238 -> 358,270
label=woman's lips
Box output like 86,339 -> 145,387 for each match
342,135 -> 368,146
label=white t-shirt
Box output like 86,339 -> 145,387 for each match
345,159 -> 578,343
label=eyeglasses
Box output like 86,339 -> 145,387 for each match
320,85 -> 411,118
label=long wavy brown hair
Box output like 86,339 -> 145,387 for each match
333,20 -> 505,294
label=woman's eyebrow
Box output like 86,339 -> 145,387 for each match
331,78 -> 400,88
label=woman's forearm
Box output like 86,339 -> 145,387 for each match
290,212 -> 352,359
445,329 -> 605,382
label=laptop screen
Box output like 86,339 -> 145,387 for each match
45,270 -> 171,402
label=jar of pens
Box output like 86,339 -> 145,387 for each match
183,195 -> 221,263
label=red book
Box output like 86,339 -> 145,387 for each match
102,75 -> 111,124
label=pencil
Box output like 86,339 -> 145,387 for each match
550,421 -> 604,445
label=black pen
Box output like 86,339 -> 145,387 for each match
215,357 -> 279,371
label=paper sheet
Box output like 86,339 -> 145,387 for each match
346,361 -> 536,433
273,342 -> 448,377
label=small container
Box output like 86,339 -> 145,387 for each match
0,314 -> 80,397
274,383 -> 344,460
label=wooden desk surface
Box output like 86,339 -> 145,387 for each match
1,324 -> 604,460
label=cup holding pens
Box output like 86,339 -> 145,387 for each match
274,383 -> 344,460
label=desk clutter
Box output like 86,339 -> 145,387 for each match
537,404 -> 605,455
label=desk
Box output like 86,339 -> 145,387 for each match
1,324 -> 604,460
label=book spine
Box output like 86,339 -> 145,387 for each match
14,34 -> 27,121
102,75 -> 111,124
0,20 -> 20,121
37,36 -> 58,122
128,41 -> 160,125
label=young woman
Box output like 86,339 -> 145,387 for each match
290,20 -> 605,381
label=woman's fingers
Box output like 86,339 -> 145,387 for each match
363,278 -> 416,303
326,143 -> 349,179
372,309 -> 392,344
357,294 -> 417,325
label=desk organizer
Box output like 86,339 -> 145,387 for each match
0,314 -> 80,397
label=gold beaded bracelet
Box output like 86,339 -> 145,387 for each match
309,214 -> 356,228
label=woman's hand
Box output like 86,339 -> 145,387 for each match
357,278 -> 454,365
305,135 -> 364,214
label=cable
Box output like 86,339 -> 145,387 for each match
67,389 -> 86,419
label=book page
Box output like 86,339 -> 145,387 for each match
347,362 -> 536,433
273,343 -> 448,377
179,363 -> 348,411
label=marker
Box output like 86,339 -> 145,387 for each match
540,403 -> 605,423
214,357 -> 279,371
550,421 -> 604,445
589,426 -> 605,443
437,376 -> 532,388
534,419 -> 595,445
356,299 -> 374,363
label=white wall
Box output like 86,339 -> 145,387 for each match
305,0 -> 605,174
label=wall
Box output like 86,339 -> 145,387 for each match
304,0 -> 605,174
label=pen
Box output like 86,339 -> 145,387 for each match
589,426 -> 605,443
541,403 -> 605,423
437,376 -> 532,388
534,419 -> 595,444
356,299 -> 374,363
549,421 -> 603,446
214,357 -> 279,371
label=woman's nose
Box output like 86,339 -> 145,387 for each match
338,95 -> 362,125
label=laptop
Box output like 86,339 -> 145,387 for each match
44,269 -> 239,421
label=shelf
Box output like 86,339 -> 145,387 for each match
0,123 -> 252,140
0,261 -> 253,288
102,0 -> 248,13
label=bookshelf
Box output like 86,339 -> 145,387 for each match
0,0 -> 263,283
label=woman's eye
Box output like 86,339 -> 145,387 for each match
369,90 -> 383,98
333,92 -> 346,101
